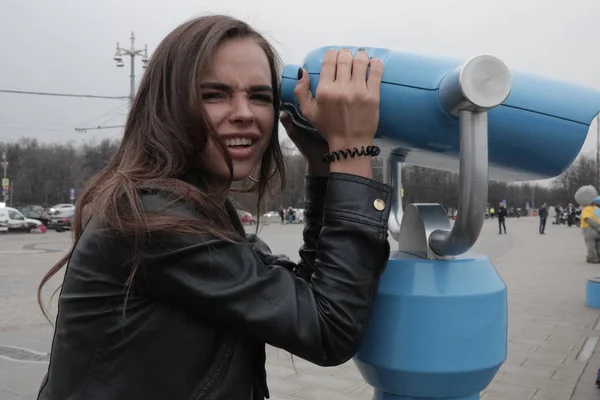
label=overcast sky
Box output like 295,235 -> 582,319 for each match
2,0 -> 600,173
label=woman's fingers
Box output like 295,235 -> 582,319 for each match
351,48 -> 370,87
319,49 -> 339,84
366,58 -> 384,93
279,111 -> 292,130
297,47 -> 383,146
335,49 -> 353,83
293,67 -> 315,120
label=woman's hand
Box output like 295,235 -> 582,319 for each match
293,48 -> 383,178
280,111 -> 330,177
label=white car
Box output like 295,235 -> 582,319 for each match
49,203 -> 75,215
262,211 -> 282,224
0,202 -> 5,232
0,207 -> 43,233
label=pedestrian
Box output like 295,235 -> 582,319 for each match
35,16 -> 390,400
286,205 -> 295,224
553,205 -> 561,225
538,202 -> 548,234
497,202 -> 507,234
566,202 -> 577,227
575,185 -> 600,263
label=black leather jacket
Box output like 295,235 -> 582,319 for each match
37,173 -> 392,400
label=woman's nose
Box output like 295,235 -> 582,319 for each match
229,96 -> 255,124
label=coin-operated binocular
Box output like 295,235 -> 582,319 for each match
281,46 -> 600,400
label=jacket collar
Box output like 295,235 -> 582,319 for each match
179,172 -> 247,237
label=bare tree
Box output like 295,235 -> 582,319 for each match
0,136 -> 596,212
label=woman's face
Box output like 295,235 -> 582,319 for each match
198,37 -> 275,188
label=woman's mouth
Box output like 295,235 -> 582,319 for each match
224,137 -> 254,148
222,135 -> 260,160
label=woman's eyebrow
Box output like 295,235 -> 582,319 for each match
200,82 -> 273,92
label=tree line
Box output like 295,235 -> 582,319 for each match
0,137 -> 597,215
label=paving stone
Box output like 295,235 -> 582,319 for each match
292,386 -> 369,400
2,220 -> 600,400
499,364 -> 554,380
498,372 -> 575,393
482,393 -> 529,400
486,381 -> 538,398
533,389 -> 576,400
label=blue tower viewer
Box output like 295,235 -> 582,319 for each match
281,47 -> 600,399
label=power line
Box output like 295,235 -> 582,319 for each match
0,89 -> 129,100
75,103 -> 129,132
0,125 -> 74,131
75,125 -> 125,133
92,106 -> 128,128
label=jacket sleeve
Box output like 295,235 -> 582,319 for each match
136,172 -> 391,366
248,175 -> 328,281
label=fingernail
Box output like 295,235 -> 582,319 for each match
297,68 -> 303,80
358,47 -> 366,52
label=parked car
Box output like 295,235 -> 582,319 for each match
0,203 -> 7,233
0,216 -> 7,233
262,211 -> 281,224
49,203 -> 75,215
19,208 -> 50,226
237,210 -> 256,225
20,204 -> 46,214
0,207 -> 44,233
48,210 -> 74,232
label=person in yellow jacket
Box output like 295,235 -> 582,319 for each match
575,185 -> 600,263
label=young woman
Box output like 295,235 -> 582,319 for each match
37,14 -> 391,400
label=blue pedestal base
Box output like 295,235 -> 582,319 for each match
375,390 -> 479,400
586,277 -> 600,309
354,251 -> 508,399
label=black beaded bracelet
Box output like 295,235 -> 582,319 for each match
322,145 -> 381,163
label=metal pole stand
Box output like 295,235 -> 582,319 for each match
353,56 -> 512,400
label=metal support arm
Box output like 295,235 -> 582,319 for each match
429,110 -> 489,256
429,55 -> 511,257
396,55 -> 511,259
386,152 -> 407,242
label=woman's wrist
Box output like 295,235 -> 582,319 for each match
324,140 -> 375,179
327,139 -> 374,152
329,157 -> 372,179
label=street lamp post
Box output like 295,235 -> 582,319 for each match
1,152 -> 8,204
113,32 -> 149,103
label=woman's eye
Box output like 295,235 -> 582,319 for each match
202,92 -> 226,101
251,94 -> 273,103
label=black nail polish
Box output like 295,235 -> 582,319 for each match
358,47 -> 366,51
297,68 -> 303,80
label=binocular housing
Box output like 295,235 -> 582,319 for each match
281,46 -> 600,181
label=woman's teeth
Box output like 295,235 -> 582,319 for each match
225,138 -> 253,147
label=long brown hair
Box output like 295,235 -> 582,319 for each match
38,14 -> 286,321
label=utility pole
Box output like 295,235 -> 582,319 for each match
1,152 -> 8,204
113,32 -> 149,104
76,33 -> 150,134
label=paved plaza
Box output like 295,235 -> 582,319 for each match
1,217 -> 600,399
